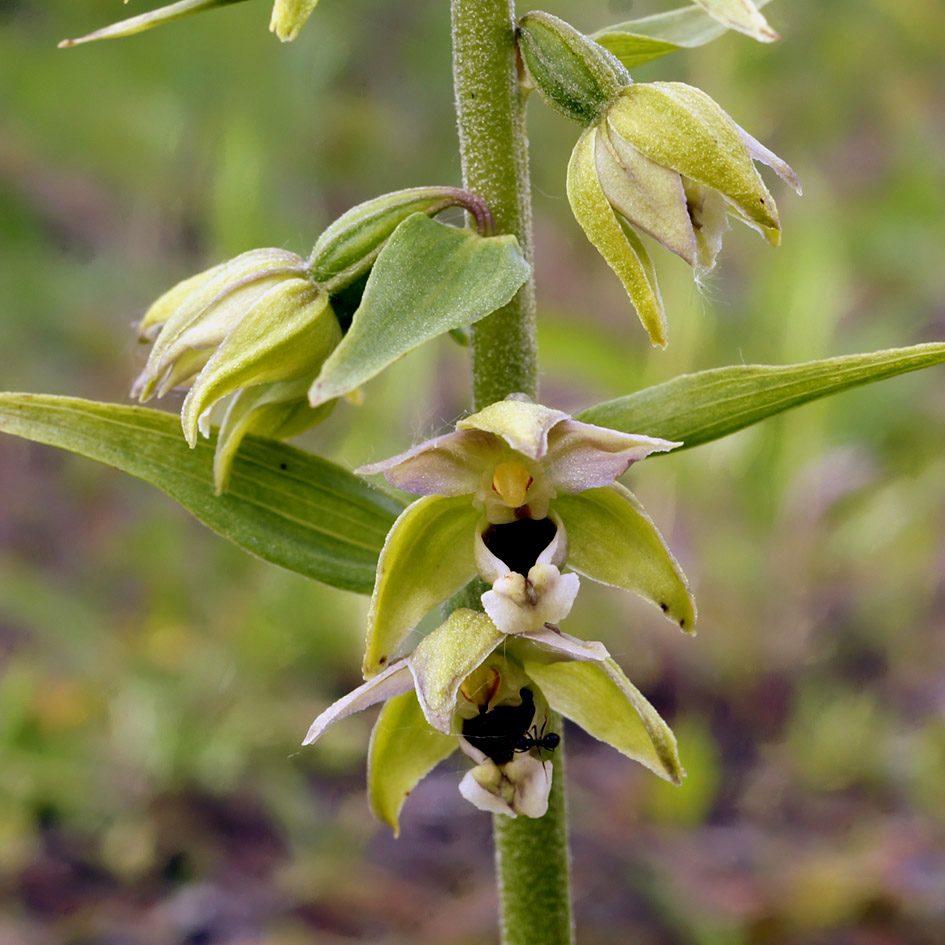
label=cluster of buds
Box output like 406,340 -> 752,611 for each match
304,397 -> 695,826
133,187 -> 504,492
518,11 -> 800,347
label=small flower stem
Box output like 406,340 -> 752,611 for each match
452,3 -> 572,944
451,0 -> 537,408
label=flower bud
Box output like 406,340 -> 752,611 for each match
307,186 -> 494,294
517,11 -> 628,125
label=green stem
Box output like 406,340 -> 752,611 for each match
493,718 -> 573,945
451,3 -> 572,944
451,0 -> 537,408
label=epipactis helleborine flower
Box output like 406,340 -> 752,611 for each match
357,396 -> 695,677
302,608 -> 684,832
517,11 -> 800,348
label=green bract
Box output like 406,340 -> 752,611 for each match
303,609 -> 682,832
356,397 -> 693,677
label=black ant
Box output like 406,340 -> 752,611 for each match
461,687 -> 560,764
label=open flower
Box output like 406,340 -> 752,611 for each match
517,11 -> 800,348
302,609 -> 683,833
357,396 -> 695,676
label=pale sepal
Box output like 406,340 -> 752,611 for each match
302,660 -> 414,746
367,691 -> 458,836
363,496 -> 479,677
691,0 -> 777,43
554,483 -> 696,633
523,657 -> 684,784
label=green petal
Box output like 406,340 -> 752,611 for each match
523,658 -> 683,784
567,127 -> 667,348
309,213 -> 529,408
408,609 -> 506,733
575,343 -> 945,452
608,84 -> 779,232
554,484 -> 695,633
59,0 -> 250,47
0,395 -> 403,594
368,691 -> 458,836
363,496 -> 480,677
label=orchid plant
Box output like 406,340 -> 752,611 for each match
3,1 -> 945,943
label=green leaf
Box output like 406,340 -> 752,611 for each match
554,484 -> 695,633
593,0 -> 773,68
309,213 -> 530,407
59,0 -> 251,48
523,658 -> 683,784
0,394 -> 403,593
368,691 -> 458,836
576,343 -> 945,451
363,495 -> 479,678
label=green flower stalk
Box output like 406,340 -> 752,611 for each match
302,608 -> 683,833
518,11 -> 800,348
356,396 -> 695,678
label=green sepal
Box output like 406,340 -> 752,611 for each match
182,285 -> 339,445
593,0 -> 774,68
363,495 -> 479,677
0,394 -> 403,593
308,187 -> 489,293
408,609 -> 505,733
368,691 -> 458,836
309,213 -> 530,408
554,484 -> 695,633
59,0 -> 250,48
516,11 -> 627,126
213,380 -> 335,494
608,83 -> 779,234
567,127 -> 667,348
576,343 -> 945,451
523,657 -> 684,784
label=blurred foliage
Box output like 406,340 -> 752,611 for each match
1,0 -> 944,943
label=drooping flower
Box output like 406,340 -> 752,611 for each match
517,11 -> 800,347
357,396 -> 695,677
302,608 -> 683,833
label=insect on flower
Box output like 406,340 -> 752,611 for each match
461,687 -> 559,764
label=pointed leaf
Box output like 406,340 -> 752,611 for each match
554,484 -> 695,633
309,213 -> 530,407
593,0 -> 773,68
691,0 -> 777,43
576,343 -> 945,451
0,395 -> 403,593
368,692 -> 458,836
523,658 -> 683,784
363,495 -> 479,677
59,0 -> 250,48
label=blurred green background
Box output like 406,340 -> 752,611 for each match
2,1 -> 945,942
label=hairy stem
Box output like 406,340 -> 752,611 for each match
452,3 -> 572,944
451,0 -> 537,408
